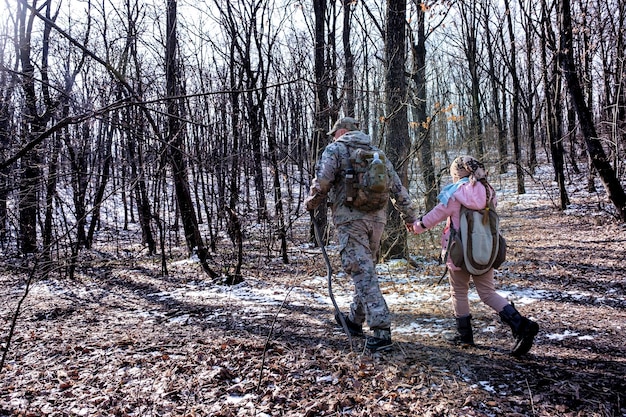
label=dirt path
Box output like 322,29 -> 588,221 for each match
1,178 -> 625,416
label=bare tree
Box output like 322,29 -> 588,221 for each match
519,0 -> 539,174
458,0 -> 485,159
16,0 -> 57,254
540,0 -> 569,209
0,15 -> 18,245
559,0 -> 626,221
481,1 -> 509,174
408,0 -> 440,212
503,0 -> 526,194
310,0 -> 332,245
122,0 -> 156,256
596,0 -> 625,177
341,0 -> 355,116
382,0 -> 410,260
165,0 -> 219,279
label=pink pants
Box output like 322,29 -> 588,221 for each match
448,268 -> 509,317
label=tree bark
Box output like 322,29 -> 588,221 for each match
504,0 -> 525,194
342,0 -> 355,117
410,4 -> 436,211
311,0 -> 331,246
459,1 -> 484,159
17,0 -> 54,254
559,0 -> 626,221
166,0 -> 218,277
382,0 -> 409,260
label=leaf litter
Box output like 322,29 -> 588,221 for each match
1,168 -> 625,416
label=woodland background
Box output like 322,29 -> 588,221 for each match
0,0 -> 625,415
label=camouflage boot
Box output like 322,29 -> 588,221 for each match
366,328 -> 392,352
334,312 -> 364,337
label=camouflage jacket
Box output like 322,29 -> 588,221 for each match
307,130 -> 417,225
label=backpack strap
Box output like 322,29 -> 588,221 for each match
339,143 -> 357,207
336,142 -> 351,173
437,229 -> 455,285
436,213 -> 459,285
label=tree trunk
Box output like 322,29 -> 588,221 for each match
410,5 -> 436,211
311,0 -> 331,246
540,0 -> 569,209
267,122 -> 288,264
559,0 -> 626,221
520,0 -> 537,174
126,115 -> 156,255
0,75 -> 16,245
342,0 -> 355,116
504,0 -> 525,194
460,1 -> 484,159
17,0 -> 52,254
65,124 -> 89,250
567,104 -> 580,174
86,115 -> 114,248
483,1 -> 508,174
42,132 -> 59,274
549,60 -> 570,209
166,0 -> 219,278
382,0 -> 409,260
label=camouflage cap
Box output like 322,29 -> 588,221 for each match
327,117 -> 360,135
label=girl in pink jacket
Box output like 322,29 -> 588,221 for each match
412,156 -> 539,356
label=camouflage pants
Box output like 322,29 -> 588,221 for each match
336,219 -> 390,330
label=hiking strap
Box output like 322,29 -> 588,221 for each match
341,142 -> 364,174
436,225 -> 454,285
342,143 -> 354,176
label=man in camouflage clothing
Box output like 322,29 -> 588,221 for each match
305,117 -> 419,352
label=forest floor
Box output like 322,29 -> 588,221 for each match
1,167 -> 625,417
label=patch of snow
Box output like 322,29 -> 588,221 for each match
315,375 -> 337,383
478,380 -> 496,393
394,320 -> 447,336
546,330 -> 579,340
225,393 -> 256,404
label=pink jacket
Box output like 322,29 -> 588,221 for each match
416,181 -> 496,270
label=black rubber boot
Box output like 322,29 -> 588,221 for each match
446,315 -> 475,346
499,304 -> 539,357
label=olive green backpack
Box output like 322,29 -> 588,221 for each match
342,144 -> 391,212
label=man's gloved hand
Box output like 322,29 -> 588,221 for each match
304,196 -> 317,212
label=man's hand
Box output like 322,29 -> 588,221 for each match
304,196 -> 317,212
407,218 -> 426,234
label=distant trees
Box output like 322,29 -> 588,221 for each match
0,0 -> 624,281
559,0 -> 626,220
